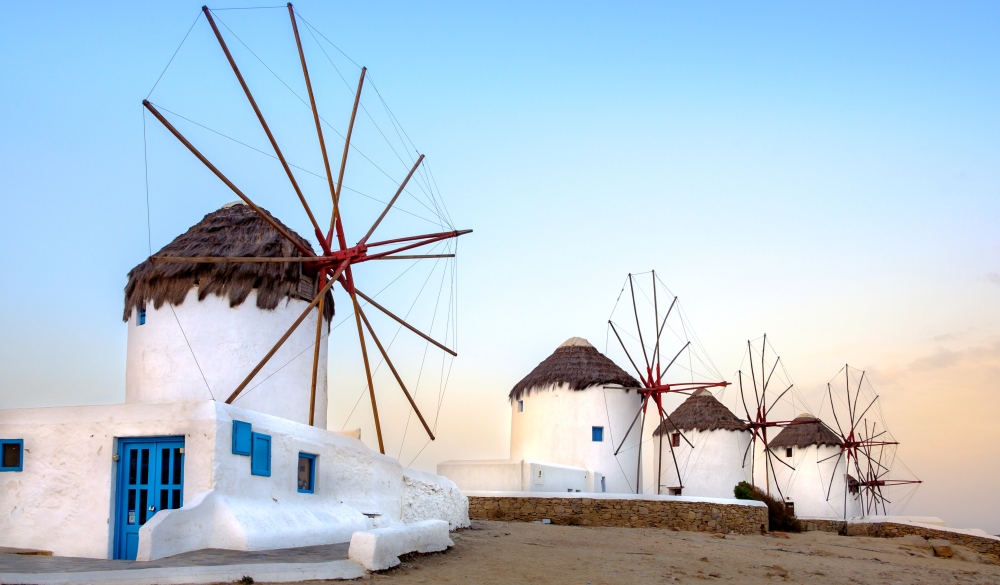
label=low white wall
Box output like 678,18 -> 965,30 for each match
438,459 -> 596,493
437,460 -> 523,492
125,289 -> 329,428
0,401 -> 468,560
348,519 -> 453,571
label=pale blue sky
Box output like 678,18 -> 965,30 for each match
1,2 -> 998,531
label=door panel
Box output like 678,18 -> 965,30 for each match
114,438 -> 184,560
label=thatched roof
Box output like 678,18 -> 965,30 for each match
652,389 -> 748,435
767,413 -> 842,449
124,202 -> 333,321
508,337 -> 639,401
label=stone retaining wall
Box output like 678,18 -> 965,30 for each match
847,522 -> 1000,564
800,519 -> 845,533
468,496 -> 768,535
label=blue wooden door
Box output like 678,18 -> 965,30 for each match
114,437 -> 184,560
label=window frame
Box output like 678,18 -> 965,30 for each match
785,447 -> 793,458
297,452 -> 317,494
137,306 -> 146,326
0,439 -> 23,472
671,433 -> 681,448
250,432 -> 271,477
517,400 -> 523,413
592,426 -> 604,442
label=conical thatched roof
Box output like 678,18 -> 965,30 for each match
652,389 -> 747,435
767,413 -> 842,449
124,202 -> 333,321
508,337 -> 639,401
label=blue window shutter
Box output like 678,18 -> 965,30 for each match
250,433 -> 271,477
0,439 -> 24,472
297,453 -> 316,493
592,427 -> 604,442
138,307 -> 146,326
232,421 -> 252,456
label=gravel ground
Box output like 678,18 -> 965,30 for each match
328,520 -> 1000,584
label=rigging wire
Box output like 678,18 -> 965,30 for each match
147,10 -> 202,100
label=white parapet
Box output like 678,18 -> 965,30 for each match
347,520 -> 453,571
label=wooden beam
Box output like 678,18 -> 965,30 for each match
349,285 -> 384,454
330,67 -> 366,236
143,100 -> 314,257
358,154 -> 424,245
353,288 -> 456,356
225,259 -> 347,404
202,6 -> 325,244
358,304 -> 435,441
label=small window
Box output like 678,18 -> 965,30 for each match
250,432 -> 271,477
671,433 -> 681,448
137,306 -> 146,326
592,426 -> 604,442
0,440 -> 23,472
298,453 -> 316,493
600,476 -> 606,492
232,420 -> 252,456
785,447 -> 793,458
517,400 -> 524,413
669,487 -> 682,496
784,501 -> 795,515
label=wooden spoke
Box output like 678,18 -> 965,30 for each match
202,7 -> 325,245
658,408 -> 684,493
765,450 -> 786,501
143,100 -> 314,257
225,259 -> 347,404
763,384 -> 794,417
662,341 -> 691,376
353,288 -> 456,356
349,285 -> 384,454
288,3 -> 338,239
367,229 -> 472,248
308,292 -> 325,426
363,230 -> 472,261
614,395 -> 647,456
358,154 -> 425,246
608,321 -> 645,381
331,67 -> 366,235
357,304 -> 435,441
151,256 -> 309,263
628,274 -> 651,373
368,254 -> 455,261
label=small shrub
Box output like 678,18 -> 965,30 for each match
733,481 -> 801,532
239,577 -> 254,585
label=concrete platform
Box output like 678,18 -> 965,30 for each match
0,542 -> 364,584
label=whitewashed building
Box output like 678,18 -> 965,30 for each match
439,337 -> 641,494
0,203 -> 467,561
652,389 -> 752,498
766,414 -> 862,520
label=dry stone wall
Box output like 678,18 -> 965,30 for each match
800,519 -> 845,533
468,496 -> 767,535
847,522 -> 1000,564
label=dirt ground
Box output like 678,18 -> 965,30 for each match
285,520 -> 1000,585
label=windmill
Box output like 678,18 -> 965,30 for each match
604,271 -> 728,494
735,334 -> 813,501
820,365 -> 922,517
141,4 -> 470,455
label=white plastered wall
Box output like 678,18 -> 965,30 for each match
654,429 -> 752,499
0,401 -> 467,560
437,460 -> 598,493
767,444 -> 862,520
509,384 -> 641,494
125,289 -> 328,427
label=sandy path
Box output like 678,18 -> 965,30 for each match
335,521 -> 1000,585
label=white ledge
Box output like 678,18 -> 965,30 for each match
462,490 -> 767,508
